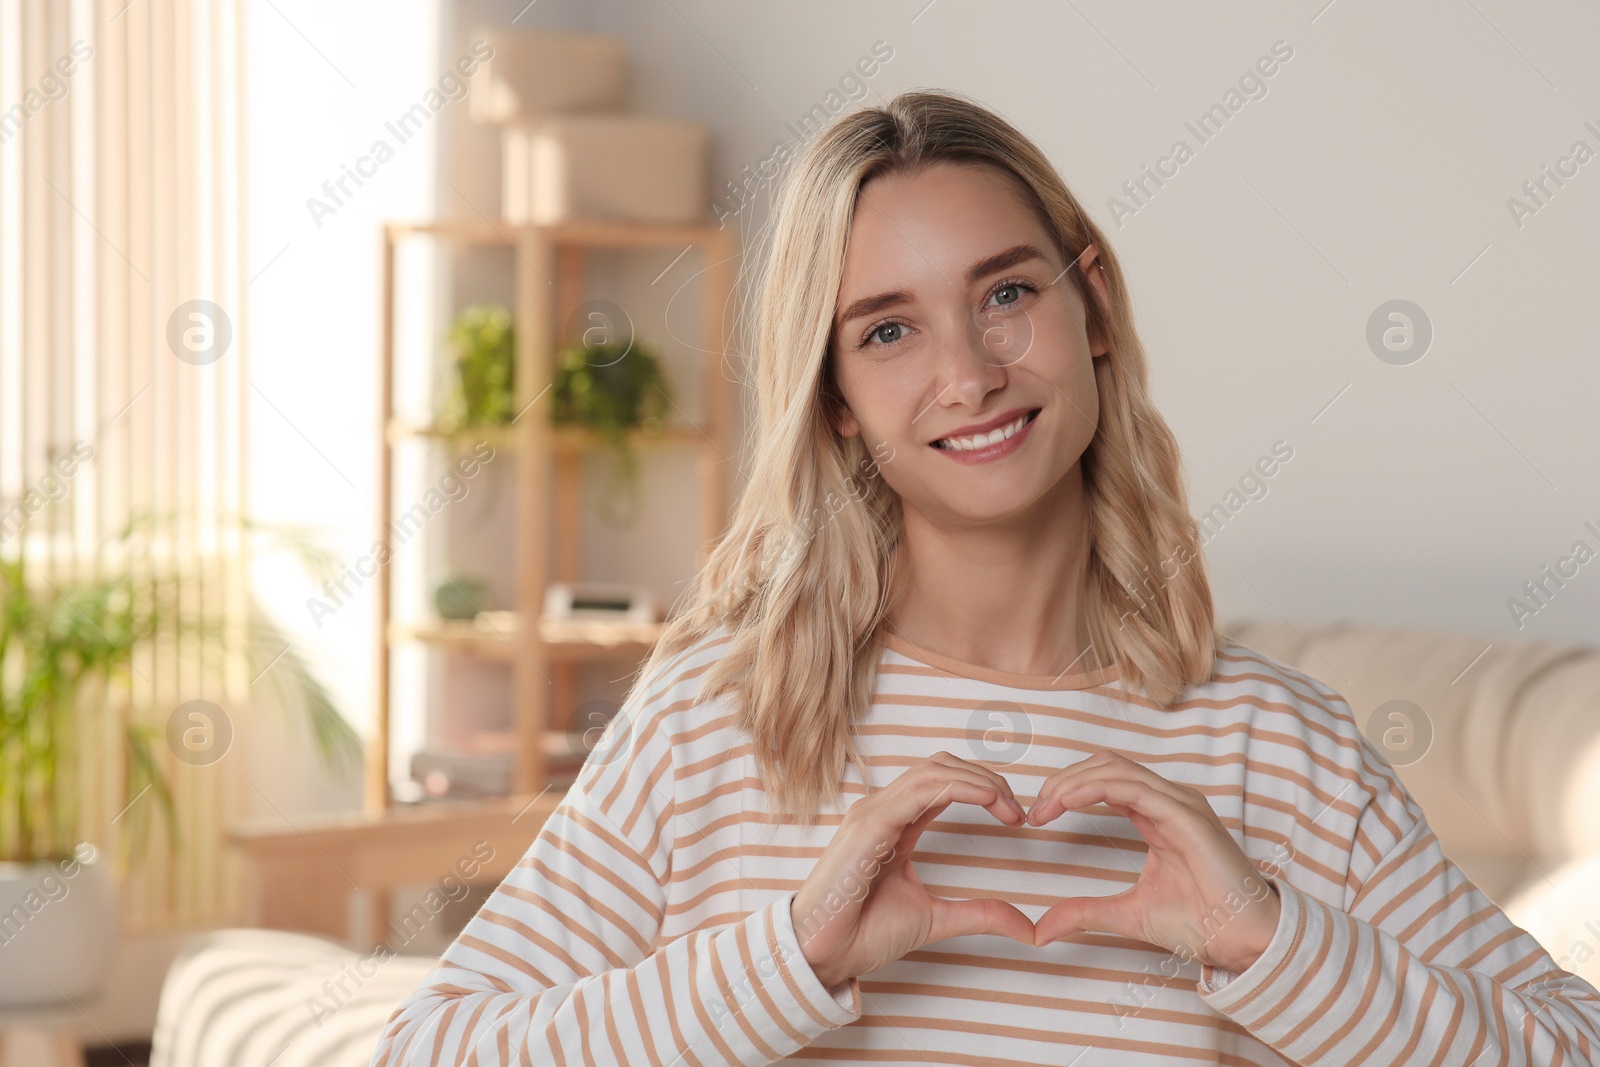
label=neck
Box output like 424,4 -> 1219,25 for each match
884,463 -> 1102,678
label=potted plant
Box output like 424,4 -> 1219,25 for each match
0,515 -> 359,1005
551,338 -> 673,527
435,302 -> 675,527
437,304 -> 515,432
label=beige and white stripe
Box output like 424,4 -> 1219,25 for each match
371,627 -> 1600,1065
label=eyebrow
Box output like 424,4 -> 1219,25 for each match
833,242 -> 1051,330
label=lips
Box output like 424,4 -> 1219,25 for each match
933,408 -> 1040,451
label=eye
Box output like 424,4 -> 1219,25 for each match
986,277 -> 1037,311
853,277 -> 1039,352
857,316 -> 908,350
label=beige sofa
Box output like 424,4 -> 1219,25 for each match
149,618 -> 1600,1066
1219,617 -> 1600,990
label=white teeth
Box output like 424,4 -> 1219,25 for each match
938,411 -> 1031,451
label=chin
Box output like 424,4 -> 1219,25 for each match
928,484 -> 1055,525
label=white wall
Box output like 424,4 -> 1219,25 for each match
482,0 -> 1600,648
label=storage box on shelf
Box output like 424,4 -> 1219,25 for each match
502,115 -> 711,225
468,29 -> 628,124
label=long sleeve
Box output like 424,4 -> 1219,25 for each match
1196,727 -> 1600,1064
368,652 -> 860,1066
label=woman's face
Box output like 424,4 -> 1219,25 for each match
828,161 -> 1110,528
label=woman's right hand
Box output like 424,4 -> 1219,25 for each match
790,751 -> 1036,988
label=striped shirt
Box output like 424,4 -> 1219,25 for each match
370,625 -> 1600,1066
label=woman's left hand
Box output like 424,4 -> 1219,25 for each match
1025,750 -> 1282,972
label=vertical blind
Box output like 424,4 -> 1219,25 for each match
0,0 -> 250,931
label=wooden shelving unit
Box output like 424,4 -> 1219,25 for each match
231,216 -> 737,949
370,217 -> 738,817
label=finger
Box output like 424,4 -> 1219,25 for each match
1028,758 -> 1204,826
1030,778 -> 1202,844
929,894 -> 1036,947
874,776 -> 1014,859
900,763 -> 1025,829
1032,752 -> 1202,820
928,750 -> 1026,816
1027,751 -> 1122,825
1034,749 -> 1117,797
1033,885 -> 1141,946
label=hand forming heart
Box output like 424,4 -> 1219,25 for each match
791,749 -> 1282,989
1025,749 -> 1281,971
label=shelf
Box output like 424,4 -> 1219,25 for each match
391,619 -> 518,662
385,421 -> 521,450
385,418 -> 710,453
374,213 -> 736,811
409,730 -> 592,800
390,615 -> 665,663
427,728 -> 593,760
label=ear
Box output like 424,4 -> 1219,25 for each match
824,359 -> 861,437
835,404 -> 861,439
1077,243 -> 1112,359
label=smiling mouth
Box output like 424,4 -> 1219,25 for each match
932,408 -> 1040,451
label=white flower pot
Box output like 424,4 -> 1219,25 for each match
0,844 -> 118,1005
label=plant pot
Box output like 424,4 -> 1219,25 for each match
435,577 -> 489,621
0,845 -> 117,1005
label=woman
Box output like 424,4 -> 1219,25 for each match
372,90 -> 1600,1066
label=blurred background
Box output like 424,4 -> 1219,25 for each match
3,0 -> 1599,1062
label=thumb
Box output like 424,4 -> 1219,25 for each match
929,895 -> 1035,946
1033,888 -> 1138,947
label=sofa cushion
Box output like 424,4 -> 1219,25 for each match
1503,854 -> 1600,991
1220,618 -> 1600,902
148,929 -> 435,1067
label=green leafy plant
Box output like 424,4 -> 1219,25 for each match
439,304 -> 515,431
0,513 -> 361,867
551,340 -> 673,527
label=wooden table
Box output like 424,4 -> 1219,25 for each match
229,791 -> 561,950
0,1026 -> 84,1067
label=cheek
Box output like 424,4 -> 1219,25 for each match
1055,359 -> 1101,452
1032,307 -> 1100,402
867,448 -> 921,504
834,363 -> 923,440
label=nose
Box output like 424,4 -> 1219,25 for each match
932,309 -> 1015,408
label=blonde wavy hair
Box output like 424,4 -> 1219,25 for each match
635,88 -> 1220,822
